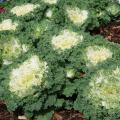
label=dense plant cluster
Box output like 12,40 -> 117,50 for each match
0,0 -> 120,119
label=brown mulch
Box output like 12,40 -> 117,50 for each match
53,110 -> 85,120
0,101 -> 15,120
90,22 -> 120,43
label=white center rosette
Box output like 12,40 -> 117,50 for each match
0,19 -> 18,31
86,46 -> 112,66
66,7 -> 88,26
43,0 -> 58,4
2,38 -> 28,65
9,55 -> 48,97
51,29 -> 83,51
88,68 -> 120,109
11,3 -> 40,16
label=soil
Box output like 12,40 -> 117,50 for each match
90,22 -> 120,43
53,110 -> 85,120
0,101 -> 15,120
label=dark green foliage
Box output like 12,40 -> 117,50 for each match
73,60 -> 120,120
0,0 -> 120,120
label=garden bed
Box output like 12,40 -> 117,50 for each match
0,21 -> 120,120
0,0 -> 120,120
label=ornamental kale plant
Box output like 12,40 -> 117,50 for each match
0,0 -> 120,119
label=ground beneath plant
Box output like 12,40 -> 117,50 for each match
90,22 -> 120,43
0,101 -> 85,120
0,101 -> 15,120
0,22 -> 120,120
53,110 -> 85,120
